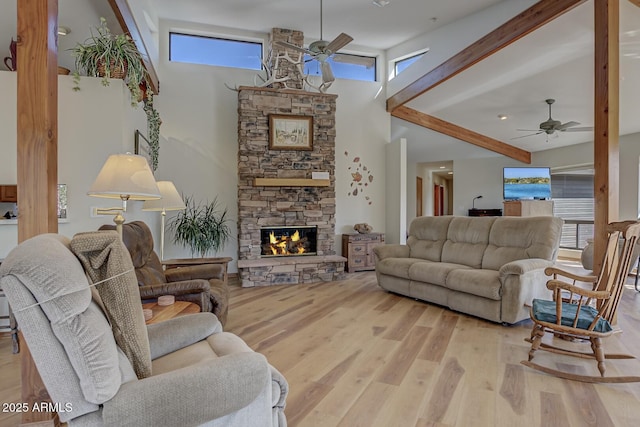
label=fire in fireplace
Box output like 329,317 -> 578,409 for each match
260,226 -> 317,257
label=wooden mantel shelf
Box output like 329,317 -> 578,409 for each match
254,178 -> 330,187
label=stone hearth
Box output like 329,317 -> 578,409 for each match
237,86 -> 346,287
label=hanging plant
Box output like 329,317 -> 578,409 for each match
70,17 -> 149,106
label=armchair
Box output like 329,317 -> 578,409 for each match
0,231 -> 288,426
100,221 -> 229,325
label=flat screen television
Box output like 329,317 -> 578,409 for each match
503,167 -> 551,200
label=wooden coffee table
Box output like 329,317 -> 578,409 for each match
142,301 -> 200,325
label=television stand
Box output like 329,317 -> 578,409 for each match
503,200 -> 553,216
468,208 -> 502,217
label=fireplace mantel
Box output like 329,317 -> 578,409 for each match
253,178 -> 330,187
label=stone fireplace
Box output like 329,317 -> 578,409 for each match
236,85 -> 347,287
260,225 -> 317,257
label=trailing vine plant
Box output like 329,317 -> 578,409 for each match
143,93 -> 161,172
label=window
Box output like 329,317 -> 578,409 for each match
169,33 -> 262,70
551,171 -> 594,249
303,53 -> 376,82
394,52 -> 426,76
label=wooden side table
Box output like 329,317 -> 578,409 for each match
142,301 -> 200,325
342,233 -> 385,272
162,257 -> 232,283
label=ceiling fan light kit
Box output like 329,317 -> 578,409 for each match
514,98 -> 593,141
275,0 -> 353,87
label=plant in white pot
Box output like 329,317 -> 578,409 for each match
168,196 -> 232,258
71,17 -> 148,105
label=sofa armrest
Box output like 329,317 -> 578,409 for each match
138,280 -> 211,299
102,352 -> 270,426
147,312 -> 222,359
373,244 -> 410,261
499,258 -> 555,277
165,264 -> 224,282
270,364 -> 289,412
499,258 -> 556,324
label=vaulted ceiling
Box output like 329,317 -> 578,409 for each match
2,0 -> 639,163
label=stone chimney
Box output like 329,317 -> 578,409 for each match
269,28 -> 305,89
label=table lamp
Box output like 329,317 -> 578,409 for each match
142,181 -> 186,260
472,195 -> 483,209
88,154 -> 161,236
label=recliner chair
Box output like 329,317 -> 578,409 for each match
100,221 -> 229,325
0,231 -> 288,426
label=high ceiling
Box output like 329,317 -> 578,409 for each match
2,0 -> 639,164
146,0 -> 505,51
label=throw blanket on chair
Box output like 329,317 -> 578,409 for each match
71,230 -> 152,378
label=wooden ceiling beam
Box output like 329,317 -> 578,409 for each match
392,106 -> 531,164
386,0 -> 586,112
108,0 -> 159,94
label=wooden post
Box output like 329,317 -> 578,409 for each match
16,0 -> 59,425
593,0 -> 619,276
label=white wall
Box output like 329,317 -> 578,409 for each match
0,71 -> 155,261
385,138 -> 407,244
452,133 -> 640,220
0,71 -> 154,325
333,78 -> 389,245
386,0 -> 537,95
155,20 -> 390,269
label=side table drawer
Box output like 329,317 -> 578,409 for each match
349,244 -> 367,257
349,255 -> 368,270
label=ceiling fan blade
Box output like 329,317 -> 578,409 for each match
516,129 -> 543,132
563,126 -> 594,132
511,131 -> 544,140
333,53 -> 375,68
275,40 -> 312,55
556,121 -> 580,130
325,33 -> 353,53
321,61 -> 335,83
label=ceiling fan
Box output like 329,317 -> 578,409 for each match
276,0 -> 353,83
513,99 -> 593,140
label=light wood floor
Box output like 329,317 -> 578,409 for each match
2,267 -> 640,426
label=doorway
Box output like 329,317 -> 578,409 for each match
434,184 -> 444,216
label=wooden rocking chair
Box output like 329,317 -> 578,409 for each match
521,220 -> 640,383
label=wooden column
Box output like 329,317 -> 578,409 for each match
593,0 -> 619,276
16,0 -> 59,425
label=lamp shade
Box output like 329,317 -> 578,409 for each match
88,154 -> 161,200
142,181 -> 186,212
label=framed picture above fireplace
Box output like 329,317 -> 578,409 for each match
269,114 -> 313,151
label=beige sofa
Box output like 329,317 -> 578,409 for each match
374,216 -> 564,324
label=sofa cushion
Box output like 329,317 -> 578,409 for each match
408,261 -> 471,287
482,216 -> 563,270
446,268 -> 502,300
441,217 -> 495,268
376,258 -> 422,279
407,216 -> 453,261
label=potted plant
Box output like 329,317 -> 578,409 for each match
70,17 -> 148,105
168,195 -> 232,258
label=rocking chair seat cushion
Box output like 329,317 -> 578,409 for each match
532,299 -> 613,333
